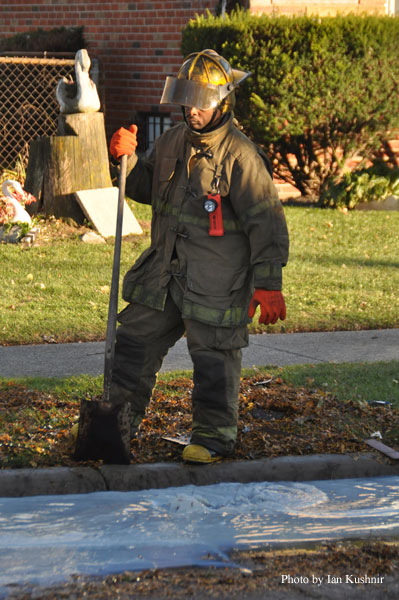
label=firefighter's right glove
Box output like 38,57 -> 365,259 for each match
248,289 -> 286,325
109,124 -> 138,160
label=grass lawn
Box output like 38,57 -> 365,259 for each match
284,206 -> 399,333
0,205 -> 398,345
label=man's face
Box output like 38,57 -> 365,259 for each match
184,106 -> 221,130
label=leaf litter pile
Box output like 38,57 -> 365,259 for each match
7,541 -> 399,599
0,373 -> 398,468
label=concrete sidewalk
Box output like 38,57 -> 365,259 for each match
0,328 -> 398,378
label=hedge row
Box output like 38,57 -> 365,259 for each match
0,27 -> 85,53
182,11 -> 399,198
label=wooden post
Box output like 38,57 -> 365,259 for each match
24,138 -> 45,214
25,112 -> 112,222
57,113 -> 112,190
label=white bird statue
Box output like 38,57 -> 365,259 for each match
56,49 -> 101,114
1,180 -> 34,225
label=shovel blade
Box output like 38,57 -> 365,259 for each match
74,398 -> 131,465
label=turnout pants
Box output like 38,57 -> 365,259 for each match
110,291 -> 248,455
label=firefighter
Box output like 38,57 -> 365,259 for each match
109,49 -> 289,464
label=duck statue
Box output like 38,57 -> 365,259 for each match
56,49 -> 101,114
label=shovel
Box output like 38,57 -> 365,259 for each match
74,154 -> 131,464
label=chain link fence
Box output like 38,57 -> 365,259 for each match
0,53 -> 100,170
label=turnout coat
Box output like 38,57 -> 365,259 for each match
122,114 -> 289,328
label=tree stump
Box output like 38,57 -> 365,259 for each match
25,112 -> 112,222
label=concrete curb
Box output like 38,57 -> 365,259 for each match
0,466 -> 106,497
1,453 -> 399,497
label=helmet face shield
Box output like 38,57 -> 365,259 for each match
160,76 -> 232,110
160,49 -> 251,110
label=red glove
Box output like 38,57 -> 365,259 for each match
110,124 -> 138,160
248,289 -> 286,325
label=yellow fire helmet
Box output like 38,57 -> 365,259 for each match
160,49 -> 251,114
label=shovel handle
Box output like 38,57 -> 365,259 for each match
103,154 -> 127,401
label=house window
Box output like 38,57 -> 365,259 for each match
146,113 -> 172,149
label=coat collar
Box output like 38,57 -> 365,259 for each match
184,113 -> 233,150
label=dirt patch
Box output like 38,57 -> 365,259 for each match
26,215 -> 93,245
0,374 -> 397,469
6,541 -> 399,599
21,214 -> 149,246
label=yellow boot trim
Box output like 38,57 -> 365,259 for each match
182,444 -> 222,464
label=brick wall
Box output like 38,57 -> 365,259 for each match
0,1 -> 215,140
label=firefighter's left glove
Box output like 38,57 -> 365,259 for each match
248,289 -> 286,325
109,124 -> 138,160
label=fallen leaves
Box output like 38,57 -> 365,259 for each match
0,374 -> 398,469
0,383 -> 79,468
8,541 -> 399,599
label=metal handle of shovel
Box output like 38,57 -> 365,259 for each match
103,154 -> 127,402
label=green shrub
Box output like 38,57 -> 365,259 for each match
0,27 -> 85,53
182,11 -> 399,197
319,161 -> 399,209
